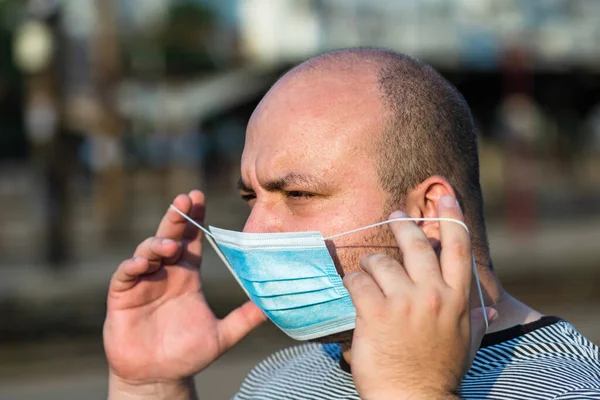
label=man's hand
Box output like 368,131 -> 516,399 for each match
103,190 -> 265,399
344,195 -> 497,400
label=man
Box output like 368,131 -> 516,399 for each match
104,49 -> 600,399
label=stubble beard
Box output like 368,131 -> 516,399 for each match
312,218 -> 403,347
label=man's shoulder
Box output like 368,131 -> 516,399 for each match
478,319 -> 598,360
461,319 -> 600,399
470,319 -> 599,374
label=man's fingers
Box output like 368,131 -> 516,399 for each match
110,257 -> 154,292
156,194 -> 192,240
343,271 -> 385,315
182,190 -> 206,258
156,191 -> 206,267
358,254 -> 411,297
111,235 -> 181,293
133,237 -> 182,267
217,301 -> 266,351
437,195 -> 473,292
113,236 -> 181,292
156,190 -> 206,241
388,212 -> 444,286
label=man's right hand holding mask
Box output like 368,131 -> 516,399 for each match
103,190 -> 266,399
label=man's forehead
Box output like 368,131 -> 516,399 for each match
271,67 -> 380,109
246,70 -> 385,147
241,66 -> 386,187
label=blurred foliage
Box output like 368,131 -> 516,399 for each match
0,0 -> 24,31
0,0 -> 22,78
0,0 -> 26,160
163,1 -> 217,76
125,1 -> 218,78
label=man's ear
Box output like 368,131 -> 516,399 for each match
403,175 -> 457,242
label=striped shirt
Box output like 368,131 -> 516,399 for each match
234,317 -> 600,399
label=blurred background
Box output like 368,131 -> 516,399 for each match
0,0 -> 599,398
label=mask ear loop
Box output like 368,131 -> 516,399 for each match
170,204 -> 214,238
169,204 -> 257,301
325,217 -> 489,333
169,204 -> 230,275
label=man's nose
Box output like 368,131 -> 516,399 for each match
243,203 -> 284,233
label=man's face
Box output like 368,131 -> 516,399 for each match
239,69 -> 400,289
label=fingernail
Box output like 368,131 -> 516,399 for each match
162,238 -> 174,246
441,195 -> 456,208
133,256 -> 144,263
486,307 -> 498,323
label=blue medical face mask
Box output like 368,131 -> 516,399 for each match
170,205 -> 487,341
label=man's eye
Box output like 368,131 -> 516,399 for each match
286,191 -> 315,200
241,193 -> 256,202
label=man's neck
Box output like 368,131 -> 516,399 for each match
470,266 -> 542,334
342,268 -> 543,365
483,292 -> 543,334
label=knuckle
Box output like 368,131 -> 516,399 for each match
360,253 -> 377,266
411,237 -> 433,253
117,256 -> 140,272
146,236 -> 159,245
116,260 -> 128,272
359,254 -> 374,270
134,237 -> 155,253
121,257 -> 134,266
345,272 -> 371,291
423,289 -> 444,315
447,240 -> 471,259
366,254 -> 398,270
111,267 -> 126,284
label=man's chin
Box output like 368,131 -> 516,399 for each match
309,329 -> 354,347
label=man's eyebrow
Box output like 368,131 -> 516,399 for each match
264,173 -> 326,192
237,173 -> 326,193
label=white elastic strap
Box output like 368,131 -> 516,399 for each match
472,252 -> 489,332
324,217 -> 469,240
169,204 -> 213,237
325,216 -> 488,332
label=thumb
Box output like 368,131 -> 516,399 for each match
217,301 -> 266,352
468,307 -> 498,367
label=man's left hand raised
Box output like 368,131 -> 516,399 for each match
344,195 -> 497,400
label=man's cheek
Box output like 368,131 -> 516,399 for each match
332,246 -> 375,275
327,229 -> 400,275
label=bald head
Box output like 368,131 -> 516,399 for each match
300,49 -> 486,260
245,50 -> 387,169
244,47 -> 489,266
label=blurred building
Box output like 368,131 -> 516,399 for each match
238,0 -> 600,71
1,2 -> 600,398
0,0 -> 599,267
